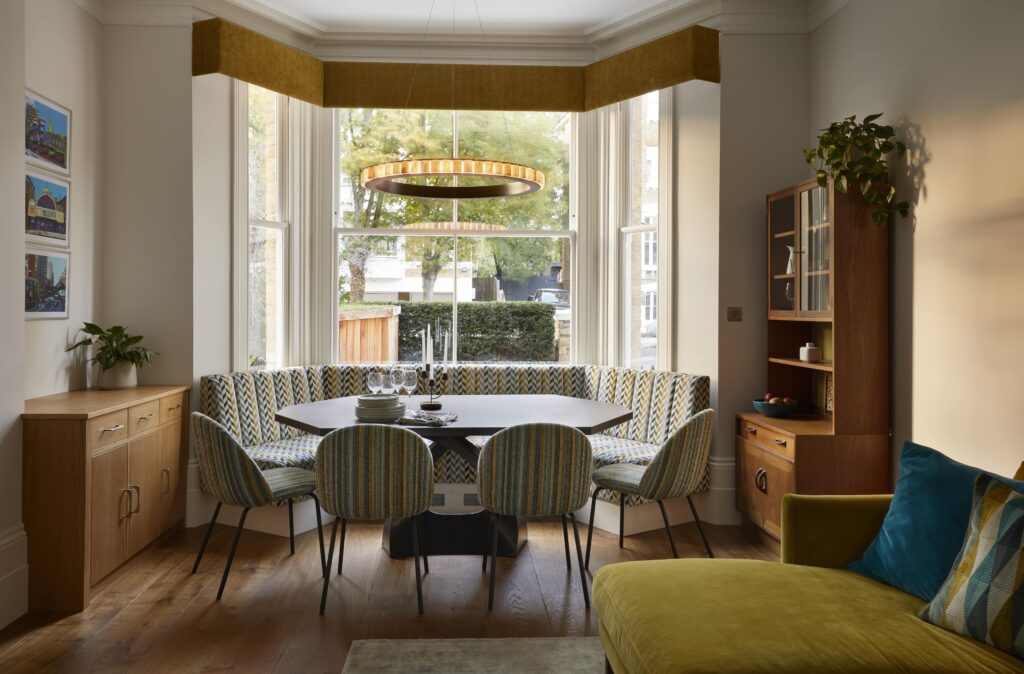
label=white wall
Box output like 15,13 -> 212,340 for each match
23,0 -> 103,398
101,25 -> 193,386
810,0 -> 1024,477
0,0 -> 28,631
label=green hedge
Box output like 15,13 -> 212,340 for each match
365,301 -> 556,362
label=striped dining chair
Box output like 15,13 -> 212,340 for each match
478,423 -> 593,610
585,409 -> 716,568
190,412 -> 326,600
315,424 -> 434,615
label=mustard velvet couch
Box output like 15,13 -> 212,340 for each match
592,494 -> 1024,673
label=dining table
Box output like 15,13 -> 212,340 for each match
276,393 -> 632,559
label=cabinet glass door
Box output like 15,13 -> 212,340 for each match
799,185 -> 832,315
768,193 -> 796,315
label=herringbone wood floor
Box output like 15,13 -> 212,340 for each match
0,519 -> 774,673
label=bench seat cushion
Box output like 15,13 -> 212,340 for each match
593,559 -> 1024,674
244,434 -> 320,471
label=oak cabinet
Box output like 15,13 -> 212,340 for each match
23,385 -> 190,612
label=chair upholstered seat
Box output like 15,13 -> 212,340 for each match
245,434 -> 320,471
592,463 -> 647,495
263,466 -> 317,501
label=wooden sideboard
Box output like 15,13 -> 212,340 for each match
23,385 -> 190,612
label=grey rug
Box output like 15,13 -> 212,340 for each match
342,637 -> 605,673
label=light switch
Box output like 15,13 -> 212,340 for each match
727,307 -> 743,322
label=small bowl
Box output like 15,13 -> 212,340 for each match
752,399 -> 798,418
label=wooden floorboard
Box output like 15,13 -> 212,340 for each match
0,519 -> 774,672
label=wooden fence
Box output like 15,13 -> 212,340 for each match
338,305 -> 400,363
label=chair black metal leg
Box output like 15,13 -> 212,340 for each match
561,515 -> 572,570
192,501 -> 222,574
687,495 -> 714,558
288,498 -> 295,555
619,493 -> 625,549
216,507 -> 250,601
311,493 -> 326,578
337,518 -> 347,576
585,488 -> 603,570
568,513 -> 590,609
411,515 -> 424,615
482,517 -> 490,573
656,500 -> 679,559
319,518 -> 339,615
487,513 -> 499,610
418,516 -> 429,575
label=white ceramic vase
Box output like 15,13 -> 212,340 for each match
98,362 -> 138,390
799,342 -> 822,363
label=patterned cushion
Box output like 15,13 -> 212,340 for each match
478,423 -> 593,517
245,434 -> 320,471
316,424 -> 434,520
590,434 -> 661,507
264,467 -> 317,501
191,412 -> 274,508
593,463 -> 647,494
921,474 -> 1024,659
434,449 -> 477,484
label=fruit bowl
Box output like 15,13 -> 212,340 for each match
752,399 -> 798,418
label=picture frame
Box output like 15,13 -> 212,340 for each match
25,169 -> 69,248
25,90 -> 71,175
25,247 -> 70,320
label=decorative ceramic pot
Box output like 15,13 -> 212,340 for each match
786,246 -> 797,274
98,362 -> 138,390
799,342 -> 822,363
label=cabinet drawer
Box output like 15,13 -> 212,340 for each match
737,419 -> 795,459
88,410 -> 128,451
159,392 -> 186,424
128,400 -> 160,436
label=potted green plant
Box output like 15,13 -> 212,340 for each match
804,113 -> 910,226
67,322 -> 157,390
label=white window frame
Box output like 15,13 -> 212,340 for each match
232,80 -> 291,372
616,88 -> 674,370
332,109 -> 576,365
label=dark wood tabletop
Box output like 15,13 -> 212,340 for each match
275,394 -> 632,439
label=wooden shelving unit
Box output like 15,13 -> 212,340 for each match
738,178 -> 891,545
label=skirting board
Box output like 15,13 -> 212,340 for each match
0,525 -> 28,630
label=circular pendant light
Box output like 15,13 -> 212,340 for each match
360,158 -> 544,200
359,1 -> 543,201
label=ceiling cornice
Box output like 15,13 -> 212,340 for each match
76,0 -> 852,65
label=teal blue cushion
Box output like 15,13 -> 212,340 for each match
848,441 -> 1024,601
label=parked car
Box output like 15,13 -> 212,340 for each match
530,288 -> 570,309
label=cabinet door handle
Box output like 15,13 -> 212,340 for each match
745,426 -> 757,434
121,488 -> 132,520
131,485 -> 142,513
102,423 -> 125,434
161,468 -> 171,494
173,404 -> 182,410
773,438 -> 787,447
139,412 -> 155,422
755,468 -> 768,493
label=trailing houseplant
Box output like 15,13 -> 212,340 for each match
804,113 -> 910,226
67,322 -> 157,389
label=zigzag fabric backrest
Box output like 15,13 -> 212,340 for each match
667,373 -> 712,437
191,412 -> 273,507
200,366 -> 327,446
639,409 -> 715,500
321,364 -> 365,399
478,423 -> 593,517
315,424 -> 433,520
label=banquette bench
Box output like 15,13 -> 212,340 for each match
199,364 -> 710,511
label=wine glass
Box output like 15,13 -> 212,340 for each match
380,373 -> 395,395
392,366 -> 406,395
367,371 -> 382,395
403,368 -> 418,403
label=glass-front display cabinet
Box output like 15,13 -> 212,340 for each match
767,182 -> 833,319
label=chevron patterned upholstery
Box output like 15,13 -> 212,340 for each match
199,363 -> 711,508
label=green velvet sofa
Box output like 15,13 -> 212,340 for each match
592,493 -> 1024,673
199,363 -> 710,506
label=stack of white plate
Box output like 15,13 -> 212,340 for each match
355,394 -> 406,423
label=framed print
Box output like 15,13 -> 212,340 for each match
25,247 -> 69,320
25,170 -> 69,247
25,90 -> 71,175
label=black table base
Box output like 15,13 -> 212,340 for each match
383,511 -> 526,558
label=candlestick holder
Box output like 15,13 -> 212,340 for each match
419,364 -> 448,411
